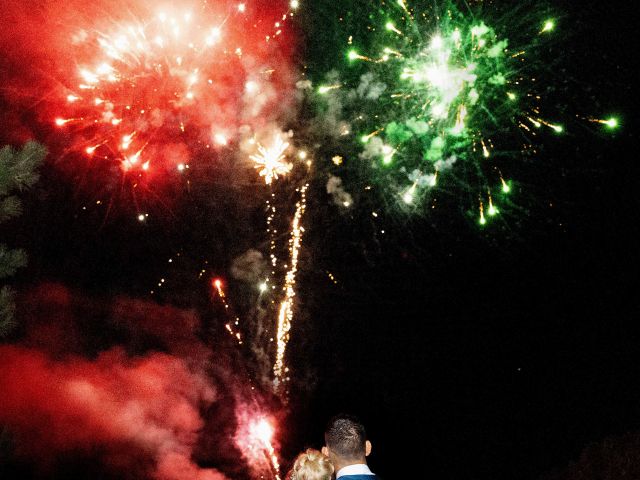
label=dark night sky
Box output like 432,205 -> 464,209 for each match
287,1 -> 639,478
1,0 -> 639,479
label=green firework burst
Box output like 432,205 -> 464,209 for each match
316,1 -> 566,224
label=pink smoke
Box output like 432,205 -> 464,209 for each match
0,345 -> 227,480
0,283 -> 276,479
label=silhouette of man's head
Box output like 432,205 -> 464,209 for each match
322,414 -> 371,469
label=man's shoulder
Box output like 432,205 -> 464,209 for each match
339,476 -> 381,480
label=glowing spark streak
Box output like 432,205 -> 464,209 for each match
266,196 -> 278,271
212,279 -> 243,345
590,117 -> 619,129
386,22 -> 402,35
402,183 -> 417,204
529,117 -> 563,132
541,19 -> 555,33
318,84 -> 341,94
348,50 -> 373,62
481,139 -> 490,158
251,137 -> 293,185
487,193 -> 498,216
55,118 -> 75,126
397,0 -> 410,13
500,176 -> 511,193
431,170 -> 438,186
527,116 -> 542,128
273,185 -> 308,390
249,419 -> 281,480
383,47 -> 402,58
479,200 -> 486,225
361,128 -> 384,143
382,144 -> 396,164
451,104 -> 467,134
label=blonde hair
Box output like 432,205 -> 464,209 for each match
286,448 -> 334,480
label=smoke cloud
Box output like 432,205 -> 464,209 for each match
230,249 -> 267,284
0,345 -> 225,480
326,176 -> 353,209
0,283 -> 269,479
356,73 -> 387,101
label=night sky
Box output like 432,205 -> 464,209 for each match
0,0 -> 637,479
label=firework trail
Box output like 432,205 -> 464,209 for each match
212,278 -> 243,345
247,130 -> 310,394
273,183 -> 307,392
205,126 -> 308,396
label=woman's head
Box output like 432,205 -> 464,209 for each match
286,448 -> 334,480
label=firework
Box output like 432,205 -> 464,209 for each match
212,278 -> 243,345
251,136 -> 293,185
54,0 -> 296,183
235,409 -> 282,480
239,126 -> 310,393
273,184 -> 308,391
316,1 -> 578,224
250,418 -> 281,480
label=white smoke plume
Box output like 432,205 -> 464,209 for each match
230,249 -> 267,284
326,176 -> 353,208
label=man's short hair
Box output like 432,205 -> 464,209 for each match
324,414 -> 367,460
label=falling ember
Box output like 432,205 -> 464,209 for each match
251,136 -> 293,185
481,139 -> 491,158
589,116 -> 620,130
361,128 -> 383,143
500,176 -> 511,193
479,200 -> 486,225
212,278 -> 243,345
273,184 -> 307,391
347,50 -> 371,62
402,183 -> 417,204
487,193 -> 498,216
540,19 -> 556,33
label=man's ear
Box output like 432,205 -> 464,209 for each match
365,440 -> 372,457
321,446 -> 329,457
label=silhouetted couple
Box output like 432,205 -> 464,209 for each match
286,414 -> 378,480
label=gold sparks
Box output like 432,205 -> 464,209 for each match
479,199 -> 486,225
251,137 -> 293,185
273,184 -> 308,390
213,279 -> 243,345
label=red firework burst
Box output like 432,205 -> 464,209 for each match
53,0 -> 296,182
